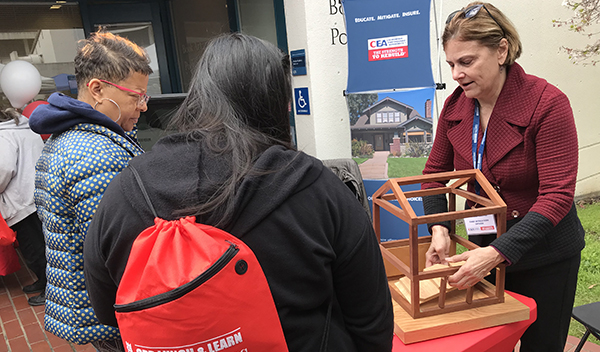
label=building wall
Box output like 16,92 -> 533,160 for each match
283,0 -> 350,159
284,0 -> 600,198
34,29 -> 84,64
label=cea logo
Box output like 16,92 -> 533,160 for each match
367,35 -> 408,52
368,39 -> 389,49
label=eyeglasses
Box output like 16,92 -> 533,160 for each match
446,4 -> 506,38
87,79 -> 150,107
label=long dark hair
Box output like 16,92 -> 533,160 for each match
169,32 -> 294,226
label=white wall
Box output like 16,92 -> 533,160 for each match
284,0 -> 351,159
34,29 -> 85,63
284,0 -> 600,198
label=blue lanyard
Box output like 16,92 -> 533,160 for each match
472,102 -> 488,195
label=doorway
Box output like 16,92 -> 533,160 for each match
375,134 -> 384,151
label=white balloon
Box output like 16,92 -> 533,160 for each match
0,60 -> 42,109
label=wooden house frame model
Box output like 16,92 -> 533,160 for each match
372,169 -> 508,319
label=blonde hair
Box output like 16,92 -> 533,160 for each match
443,2 -> 522,66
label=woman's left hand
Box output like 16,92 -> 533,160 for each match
445,247 -> 504,290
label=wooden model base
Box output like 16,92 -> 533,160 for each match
392,279 -> 530,344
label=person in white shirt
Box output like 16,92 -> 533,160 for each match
0,106 -> 46,306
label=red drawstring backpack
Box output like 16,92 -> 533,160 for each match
0,216 -> 20,276
0,214 -> 17,246
114,167 -> 289,352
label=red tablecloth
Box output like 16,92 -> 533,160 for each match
392,291 -> 537,352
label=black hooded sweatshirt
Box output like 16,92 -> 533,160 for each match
83,134 -> 394,351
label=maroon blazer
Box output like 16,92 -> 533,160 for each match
422,63 -> 584,270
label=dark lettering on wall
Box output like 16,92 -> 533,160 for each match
329,0 -> 343,15
330,28 -> 347,45
329,0 -> 346,45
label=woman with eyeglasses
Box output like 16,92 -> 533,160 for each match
421,2 -> 584,351
28,30 -> 151,350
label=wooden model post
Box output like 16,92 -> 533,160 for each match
373,169 -> 507,319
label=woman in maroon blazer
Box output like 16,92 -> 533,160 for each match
422,3 -> 585,351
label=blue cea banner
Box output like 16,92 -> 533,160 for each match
343,0 -> 435,93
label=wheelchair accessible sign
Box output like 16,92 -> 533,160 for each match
294,87 -> 310,115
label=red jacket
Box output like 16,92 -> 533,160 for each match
422,63 -> 584,270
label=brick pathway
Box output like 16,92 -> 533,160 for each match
2,250 -> 599,352
0,252 -> 95,352
565,336 -> 600,352
358,151 -> 389,179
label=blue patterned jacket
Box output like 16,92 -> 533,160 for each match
30,93 -> 144,344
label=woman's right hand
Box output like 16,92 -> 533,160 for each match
425,225 -> 451,267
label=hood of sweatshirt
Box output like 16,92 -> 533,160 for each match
121,134 -> 323,236
227,145 -> 323,235
28,92 -> 126,137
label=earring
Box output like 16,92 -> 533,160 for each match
94,98 -> 122,123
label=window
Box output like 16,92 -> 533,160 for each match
238,0 -> 278,46
382,112 -> 388,123
0,2 -> 84,105
376,113 -> 382,123
171,0 -> 280,92
99,23 -> 162,95
395,112 -> 400,122
170,0 -> 231,91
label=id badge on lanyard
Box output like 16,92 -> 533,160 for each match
465,102 -> 497,236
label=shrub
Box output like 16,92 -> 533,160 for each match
351,139 -> 374,158
404,142 -> 432,158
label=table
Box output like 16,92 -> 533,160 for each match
392,291 -> 537,352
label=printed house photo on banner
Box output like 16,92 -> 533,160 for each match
349,89 -> 435,155
346,88 -> 434,242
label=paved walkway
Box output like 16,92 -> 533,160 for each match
0,254 -> 95,352
359,151 -> 389,179
1,251 -> 599,352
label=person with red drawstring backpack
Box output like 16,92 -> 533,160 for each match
84,33 -> 394,352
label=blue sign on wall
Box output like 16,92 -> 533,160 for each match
291,49 -> 307,76
363,180 -> 430,242
342,0 -> 435,93
294,87 -> 310,115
